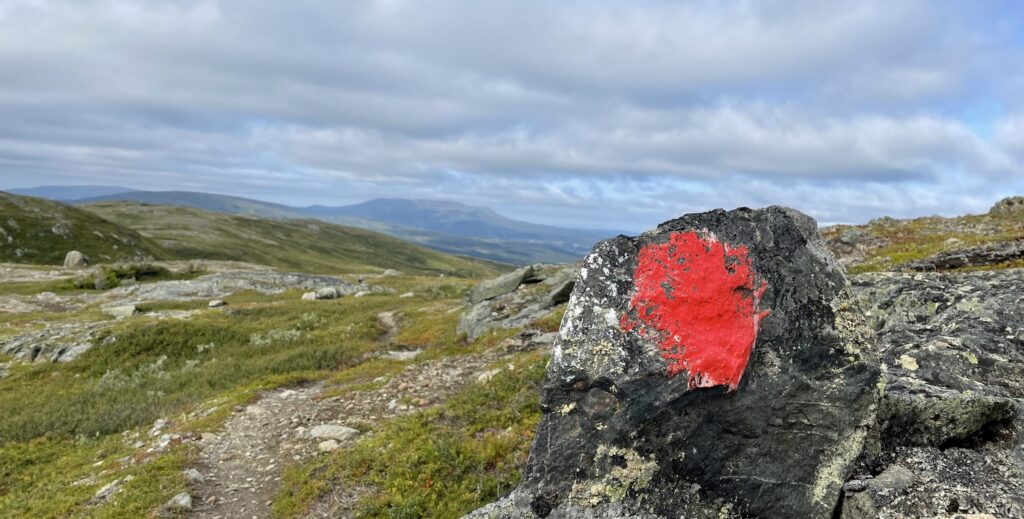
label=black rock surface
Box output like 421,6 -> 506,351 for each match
467,206 -> 880,519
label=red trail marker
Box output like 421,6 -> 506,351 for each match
621,230 -> 768,390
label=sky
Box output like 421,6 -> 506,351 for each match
1,0 -> 1023,231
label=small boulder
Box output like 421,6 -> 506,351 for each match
208,299 -> 227,308
315,287 -> 339,300
159,492 -> 192,516
301,291 -> 317,301
309,424 -> 360,443
103,304 -> 137,319
318,439 -> 339,452
988,195 -> 1024,216
182,468 -> 205,484
63,250 -> 89,268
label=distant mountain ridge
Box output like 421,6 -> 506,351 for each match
53,188 -> 617,264
8,185 -> 135,201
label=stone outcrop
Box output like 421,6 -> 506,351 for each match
458,264 -> 577,340
899,240 -> 1024,272
467,206 -> 880,518
989,196 -> 1024,217
840,269 -> 1024,518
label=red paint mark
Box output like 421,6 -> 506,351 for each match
620,230 -> 768,391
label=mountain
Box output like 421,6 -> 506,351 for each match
68,189 -> 609,264
76,190 -> 300,220
302,198 -> 617,250
7,185 -> 135,201
0,192 -> 166,264
82,201 -> 504,276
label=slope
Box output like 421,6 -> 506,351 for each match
0,192 -> 166,265
76,190 -> 300,220
82,201 -> 505,277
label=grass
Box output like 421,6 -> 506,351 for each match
273,350 -> 548,519
824,211 -> 1024,274
83,202 -> 507,277
0,268 -> 556,518
0,192 -> 166,265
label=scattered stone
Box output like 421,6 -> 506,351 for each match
63,250 -> 89,268
399,292 -> 415,298
91,478 -> 123,503
102,304 -> 137,319
308,424 -> 360,443
382,349 -> 423,361
317,439 -> 339,452
843,479 -> 868,493
354,291 -> 370,297
159,492 -> 192,516
467,206 -> 880,518
183,468 -> 205,484
301,291 -> 317,301
458,264 -> 578,340
475,368 -> 502,383
315,287 -> 339,300
208,299 -> 227,308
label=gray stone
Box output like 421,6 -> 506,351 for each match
315,287 -> 339,300
182,468 -> 205,484
900,241 -> 1024,271
102,304 -> 136,318
208,299 -> 227,308
160,492 -> 192,516
382,349 -> 423,361
458,264 -> 578,340
309,424 -> 360,443
467,265 -> 536,304
301,291 -> 317,301
467,206 -> 880,519
63,250 -> 89,268
989,196 -> 1024,216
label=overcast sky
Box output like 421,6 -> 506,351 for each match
2,0 -> 1023,231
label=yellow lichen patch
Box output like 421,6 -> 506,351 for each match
569,445 -> 659,506
963,352 -> 979,365
810,427 -> 867,507
897,354 -> 919,371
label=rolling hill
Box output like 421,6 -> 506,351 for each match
82,201 -> 504,277
0,192 -> 166,264
8,185 -> 134,201
71,190 -> 614,264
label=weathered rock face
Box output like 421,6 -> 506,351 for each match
63,250 -> 89,268
841,270 -> 1024,518
468,206 -> 880,519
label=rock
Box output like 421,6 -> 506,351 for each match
988,196 -> 1024,216
160,492 -> 192,516
839,269 -> 1024,518
381,269 -> 401,276
182,468 -> 205,484
458,264 -> 578,340
399,292 -> 415,298
842,479 -> 868,493
208,299 -> 227,308
102,304 -> 137,318
301,291 -> 317,301
315,287 -> 339,300
475,368 -> 502,383
318,439 -> 339,452
900,241 -> 1024,271
382,349 -> 423,361
308,424 -> 360,443
466,206 -> 880,519
91,478 -> 123,503
467,265 -> 536,304
63,250 -> 89,268
354,290 -> 370,297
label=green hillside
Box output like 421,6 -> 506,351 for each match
0,192 -> 166,265
83,202 -> 506,277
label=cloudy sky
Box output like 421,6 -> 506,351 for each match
1,0 -> 1023,231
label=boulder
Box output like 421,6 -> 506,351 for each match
159,492 -> 192,516
899,241 -> 1024,271
467,206 -> 880,519
102,304 -> 137,319
208,299 -> 227,308
301,291 -> 317,301
467,265 -> 536,304
63,250 -> 89,268
315,287 -> 339,300
458,264 -> 577,340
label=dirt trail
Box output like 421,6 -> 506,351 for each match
189,321 -> 554,519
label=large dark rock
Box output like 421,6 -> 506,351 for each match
467,206 -> 880,519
